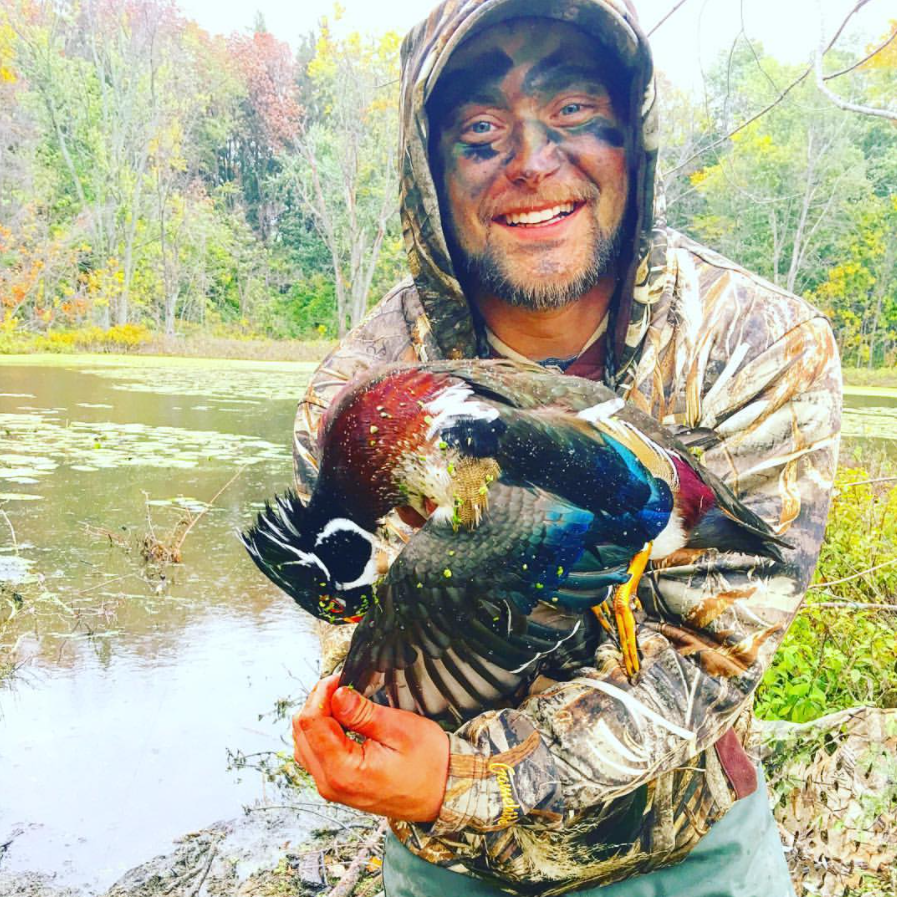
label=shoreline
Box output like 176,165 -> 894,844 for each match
0,347 -> 893,390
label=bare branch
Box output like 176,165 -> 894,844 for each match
814,0 -> 896,121
824,27 -> 897,81
838,476 -> 897,488
647,0 -> 692,38
816,556 -> 897,588
665,69 -> 811,176
822,0 -> 874,56
814,50 -> 897,121
667,0 -> 892,176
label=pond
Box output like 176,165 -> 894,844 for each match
0,355 -> 319,892
0,357 -> 893,893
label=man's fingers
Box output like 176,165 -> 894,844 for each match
297,673 -> 341,726
293,673 -> 344,776
330,686 -> 410,747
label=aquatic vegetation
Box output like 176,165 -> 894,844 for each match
0,411 -> 289,481
79,365 -> 313,402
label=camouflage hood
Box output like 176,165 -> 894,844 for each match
397,0 -> 660,381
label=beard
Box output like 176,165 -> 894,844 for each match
451,211 -> 623,312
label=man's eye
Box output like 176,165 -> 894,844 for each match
468,121 -> 494,135
560,103 -> 586,116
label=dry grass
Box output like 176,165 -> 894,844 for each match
138,335 -> 335,362
842,367 -> 897,389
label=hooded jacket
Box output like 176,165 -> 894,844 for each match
291,0 -> 841,892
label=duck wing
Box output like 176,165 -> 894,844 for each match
339,485 -> 628,724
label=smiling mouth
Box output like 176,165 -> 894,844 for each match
495,201 -> 584,228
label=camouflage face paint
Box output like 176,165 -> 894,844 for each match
428,19 -> 630,311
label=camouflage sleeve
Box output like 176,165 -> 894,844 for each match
425,310 -> 841,837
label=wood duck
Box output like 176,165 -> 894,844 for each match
242,359 -> 788,723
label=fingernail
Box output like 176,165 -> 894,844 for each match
336,687 -> 359,710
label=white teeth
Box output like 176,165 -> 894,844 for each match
502,202 -> 575,226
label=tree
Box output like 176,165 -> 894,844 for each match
685,44 -> 870,296
6,0 -> 182,325
812,195 -> 897,367
283,21 -> 401,336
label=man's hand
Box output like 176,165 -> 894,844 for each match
293,674 -> 450,822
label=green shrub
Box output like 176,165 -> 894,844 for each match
755,466 -> 897,722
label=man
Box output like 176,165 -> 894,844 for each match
290,1 -> 841,894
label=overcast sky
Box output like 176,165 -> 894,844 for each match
176,0 -> 893,91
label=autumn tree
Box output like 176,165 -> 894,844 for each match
282,21 -> 401,336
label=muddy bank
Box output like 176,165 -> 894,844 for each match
0,806 -> 385,897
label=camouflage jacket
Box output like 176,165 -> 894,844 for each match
292,0 -> 842,892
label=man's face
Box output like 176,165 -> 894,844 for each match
429,19 -> 630,311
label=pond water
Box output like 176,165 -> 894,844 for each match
0,356 -> 319,892
0,358 -> 893,893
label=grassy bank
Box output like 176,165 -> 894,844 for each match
0,324 -> 336,362
1,326 -> 894,379
842,367 -> 897,389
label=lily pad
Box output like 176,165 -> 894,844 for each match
146,496 -> 216,513
81,366 -> 312,402
0,554 -> 39,585
1,409 -> 290,474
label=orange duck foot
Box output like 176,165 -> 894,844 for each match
592,541 -> 652,681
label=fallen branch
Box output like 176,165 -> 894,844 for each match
171,465 -> 246,557
815,556 -> 897,587
185,833 -> 220,897
139,465 -> 247,567
325,818 -> 389,897
245,804 -> 366,834
0,508 -> 19,554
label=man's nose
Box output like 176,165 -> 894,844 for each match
503,122 -> 561,187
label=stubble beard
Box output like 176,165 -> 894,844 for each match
453,215 -> 622,312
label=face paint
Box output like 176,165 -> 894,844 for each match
429,19 -> 631,311
461,143 -> 500,163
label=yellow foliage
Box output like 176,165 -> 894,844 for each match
0,21 -> 17,84
689,168 -> 709,188
862,21 -> 897,71
29,324 -> 151,353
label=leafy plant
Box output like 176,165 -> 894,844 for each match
755,465 -> 897,722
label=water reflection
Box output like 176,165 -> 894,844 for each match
0,358 -> 317,892
1,609 -> 318,892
